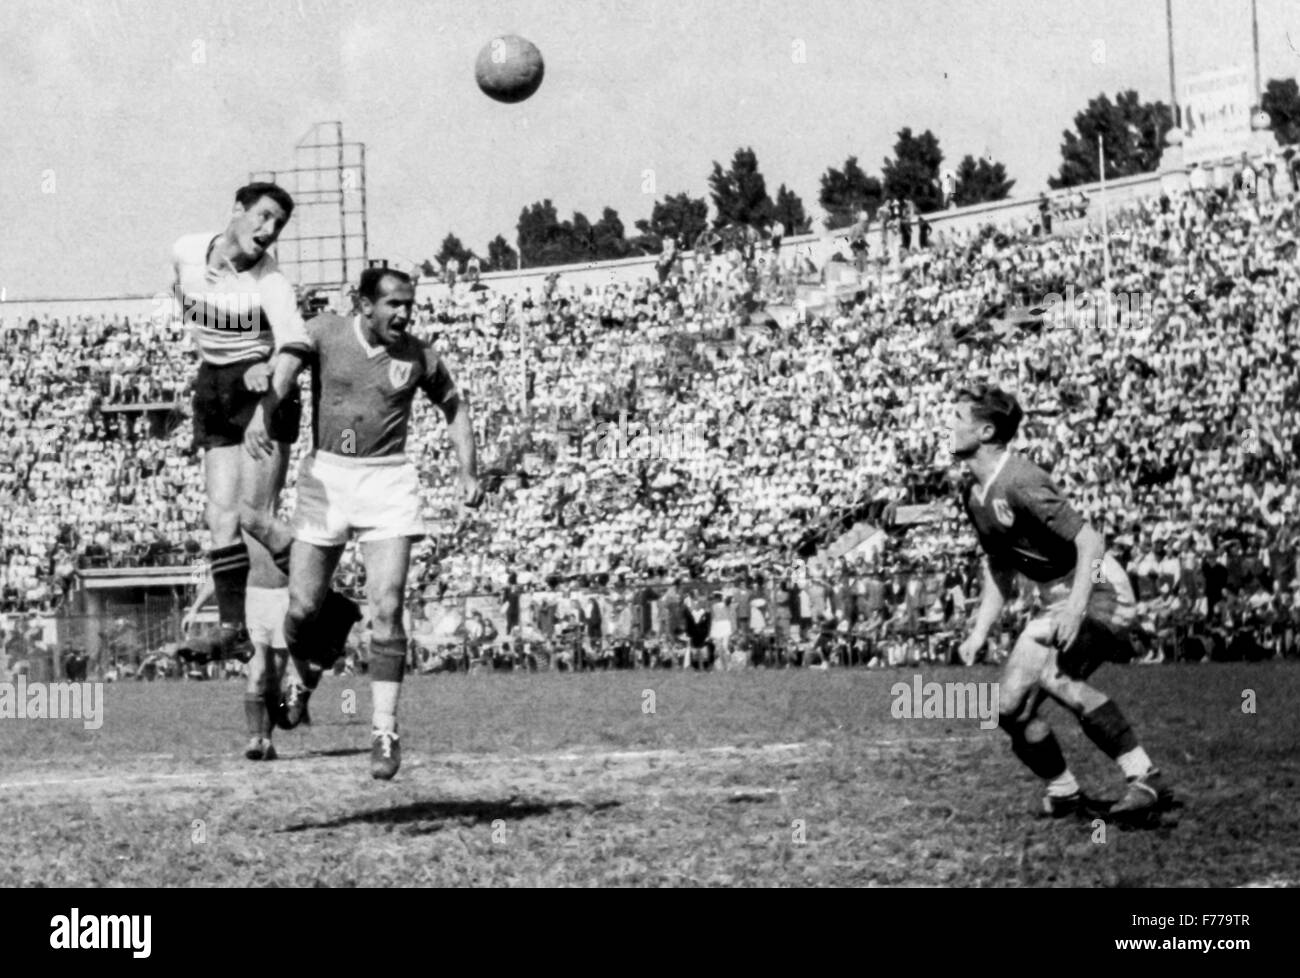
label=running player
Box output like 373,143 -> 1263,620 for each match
950,384 -> 1173,822
246,266 -> 483,779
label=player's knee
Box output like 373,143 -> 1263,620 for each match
369,592 -> 403,632
1017,618 -> 1055,650
997,681 -> 1036,729
205,501 -> 239,541
1022,717 -> 1051,744
1038,670 -> 1079,710
287,590 -> 325,626
237,502 -> 271,539
997,710 -> 1025,741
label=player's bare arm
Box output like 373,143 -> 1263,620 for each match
1053,522 -> 1105,652
245,351 -> 309,461
438,390 -> 483,508
959,557 -> 1015,661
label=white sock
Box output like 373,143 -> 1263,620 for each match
372,680 -> 401,734
1118,747 -> 1153,780
1046,771 -> 1080,798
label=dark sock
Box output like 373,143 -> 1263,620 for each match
302,663 -> 324,691
210,543 -> 250,628
244,693 -> 270,738
323,589 -> 363,625
1003,720 -> 1068,780
262,688 -> 281,728
1079,700 -> 1139,760
370,637 -> 406,682
284,610 -> 315,664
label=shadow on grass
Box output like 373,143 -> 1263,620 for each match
281,797 -> 620,833
304,748 -> 371,758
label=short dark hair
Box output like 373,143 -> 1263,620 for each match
954,383 -> 1023,445
358,267 -> 413,302
235,182 -> 294,219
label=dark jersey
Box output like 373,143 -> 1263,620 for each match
961,453 -> 1084,583
300,313 -> 458,457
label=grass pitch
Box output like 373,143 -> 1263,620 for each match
1,662 -> 1296,886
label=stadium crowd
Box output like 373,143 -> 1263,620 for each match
4,156 -> 1300,671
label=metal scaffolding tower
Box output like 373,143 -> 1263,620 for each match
249,121 -> 368,292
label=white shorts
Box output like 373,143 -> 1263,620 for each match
1032,552 -> 1136,634
292,451 -> 426,547
247,586 -> 289,648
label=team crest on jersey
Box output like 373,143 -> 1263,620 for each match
388,360 -> 413,389
992,498 -> 1015,527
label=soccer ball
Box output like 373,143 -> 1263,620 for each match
475,34 -> 544,103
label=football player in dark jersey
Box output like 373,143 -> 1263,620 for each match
951,384 -> 1172,821
248,267 -> 483,779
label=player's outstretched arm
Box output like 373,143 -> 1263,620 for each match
439,392 -> 483,508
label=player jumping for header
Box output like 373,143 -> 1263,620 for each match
173,182 -> 360,745
950,384 -> 1173,823
246,266 -> 483,779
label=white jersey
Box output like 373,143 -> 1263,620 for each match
172,231 -> 311,367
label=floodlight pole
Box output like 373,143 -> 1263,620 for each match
1251,0 -> 1262,108
1167,0 -> 1179,127
1099,137 -> 1111,294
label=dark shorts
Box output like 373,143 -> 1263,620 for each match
1057,617 -> 1136,675
192,358 -> 302,450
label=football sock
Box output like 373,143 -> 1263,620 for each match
209,543 -> 250,628
370,637 -> 407,734
283,608 -> 317,668
372,683 -> 400,734
244,693 -> 271,738
302,662 -> 325,691
1118,747 -> 1155,780
1078,700 -> 1140,760
1013,729 -> 1069,781
1001,715 -> 1069,781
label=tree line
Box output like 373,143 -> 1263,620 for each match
428,79 -> 1300,273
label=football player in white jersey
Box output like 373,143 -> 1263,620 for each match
173,183 -> 358,733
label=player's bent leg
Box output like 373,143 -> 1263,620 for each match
280,540 -> 345,730
244,447 -> 364,665
236,441 -> 294,556
239,506 -> 296,561
1038,622 -> 1171,817
360,535 -> 415,781
998,616 -> 1055,719
999,619 -> 1088,816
